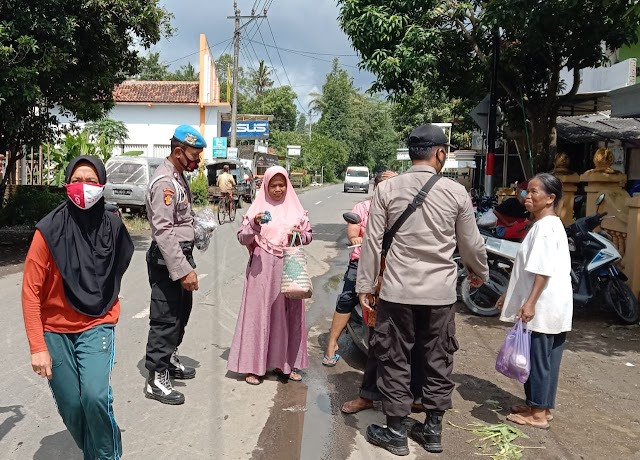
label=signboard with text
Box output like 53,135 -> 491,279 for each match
226,147 -> 238,159
212,137 -> 227,158
220,120 -> 270,139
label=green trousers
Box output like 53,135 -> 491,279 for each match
44,324 -> 122,460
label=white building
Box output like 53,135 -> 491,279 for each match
110,34 -> 230,160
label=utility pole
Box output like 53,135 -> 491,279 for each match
308,109 -> 312,140
485,27 -> 500,196
228,3 -> 266,149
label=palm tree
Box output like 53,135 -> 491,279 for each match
253,60 -> 274,95
308,91 -> 325,116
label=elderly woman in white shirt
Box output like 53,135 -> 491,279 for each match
496,173 -> 573,429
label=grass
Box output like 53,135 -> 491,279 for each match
448,421 -> 544,459
122,214 -> 150,233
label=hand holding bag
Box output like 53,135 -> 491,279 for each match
281,231 -> 313,299
495,319 -> 532,384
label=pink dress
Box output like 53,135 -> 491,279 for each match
227,218 -> 312,375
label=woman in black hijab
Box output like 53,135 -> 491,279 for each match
22,155 -> 133,460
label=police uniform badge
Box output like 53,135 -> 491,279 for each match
163,188 -> 174,206
184,133 -> 198,145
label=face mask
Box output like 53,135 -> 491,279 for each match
65,182 -> 104,210
520,190 -> 527,198
179,149 -> 200,172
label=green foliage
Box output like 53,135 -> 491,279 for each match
338,0 -> 640,171
250,60 -> 274,95
244,86 -> 298,132
47,119 -> 128,185
0,0 -> 172,203
390,83 -> 474,149
0,186 -> 65,227
134,53 -> 198,81
122,150 -> 144,157
190,174 -> 209,206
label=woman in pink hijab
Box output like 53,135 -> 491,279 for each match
227,166 -> 312,385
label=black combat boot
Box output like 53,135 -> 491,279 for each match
145,370 -> 185,405
366,416 -> 409,456
410,410 -> 444,453
168,348 -> 196,379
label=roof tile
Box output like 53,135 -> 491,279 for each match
113,80 -> 199,103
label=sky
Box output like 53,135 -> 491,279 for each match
153,0 -> 376,117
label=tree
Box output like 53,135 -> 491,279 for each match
0,0 -> 172,201
244,86 -> 298,132
295,113 -> 308,134
216,53 -> 252,102
390,82 -> 474,148
314,59 -> 357,145
170,62 -> 199,81
251,60 -> 274,95
136,52 -> 170,80
338,0 -> 640,171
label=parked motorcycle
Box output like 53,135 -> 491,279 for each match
461,194 -> 640,324
460,235 -> 516,316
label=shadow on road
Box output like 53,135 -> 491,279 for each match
33,430 -> 82,460
452,373 -> 519,424
0,405 -> 25,442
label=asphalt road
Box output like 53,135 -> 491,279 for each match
0,183 -> 378,460
2,182 -> 639,460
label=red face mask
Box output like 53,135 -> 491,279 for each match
65,182 -> 104,209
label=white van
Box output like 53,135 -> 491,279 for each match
344,166 -> 370,193
103,156 -> 164,214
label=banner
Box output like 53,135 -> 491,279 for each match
221,120 -> 270,139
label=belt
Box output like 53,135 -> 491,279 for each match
149,241 -> 194,266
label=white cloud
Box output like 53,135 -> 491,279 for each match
155,0 -> 375,112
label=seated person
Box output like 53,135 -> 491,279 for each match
494,182 -> 529,241
217,165 -> 236,198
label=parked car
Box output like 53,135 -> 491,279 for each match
206,159 -> 256,208
344,166 -> 370,193
104,156 -> 164,215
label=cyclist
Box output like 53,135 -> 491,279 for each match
217,165 -> 237,213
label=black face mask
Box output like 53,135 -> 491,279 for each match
179,149 -> 200,172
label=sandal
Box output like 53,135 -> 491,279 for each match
322,353 -> 341,367
506,413 -> 550,430
245,374 -> 263,385
274,368 -> 303,382
510,404 -> 553,421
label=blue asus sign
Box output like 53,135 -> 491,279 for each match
221,120 -> 270,139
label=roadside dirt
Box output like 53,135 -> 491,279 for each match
448,306 -> 640,459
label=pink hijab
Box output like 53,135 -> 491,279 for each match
245,166 -> 308,256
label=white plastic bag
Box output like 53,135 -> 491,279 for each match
477,208 -> 497,228
194,207 -> 218,252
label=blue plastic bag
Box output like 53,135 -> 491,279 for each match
495,319 -> 532,384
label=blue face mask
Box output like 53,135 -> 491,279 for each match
520,190 -> 527,198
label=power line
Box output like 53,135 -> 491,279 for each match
256,26 -> 283,87
164,37 -> 234,66
265,18 -> 307,112
246,38 -> 360,68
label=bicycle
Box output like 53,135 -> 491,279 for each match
217,190 -> 236,224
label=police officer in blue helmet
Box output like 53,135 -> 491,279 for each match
144,125 -> 207,404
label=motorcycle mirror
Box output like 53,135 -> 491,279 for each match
343,212 -> 361,224
595,193 -> 605,213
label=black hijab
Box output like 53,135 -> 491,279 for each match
35,155 -> 134,317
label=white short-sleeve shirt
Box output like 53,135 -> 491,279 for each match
500,215 -> 573,334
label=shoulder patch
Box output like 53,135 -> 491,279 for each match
164,189 -> 174,206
